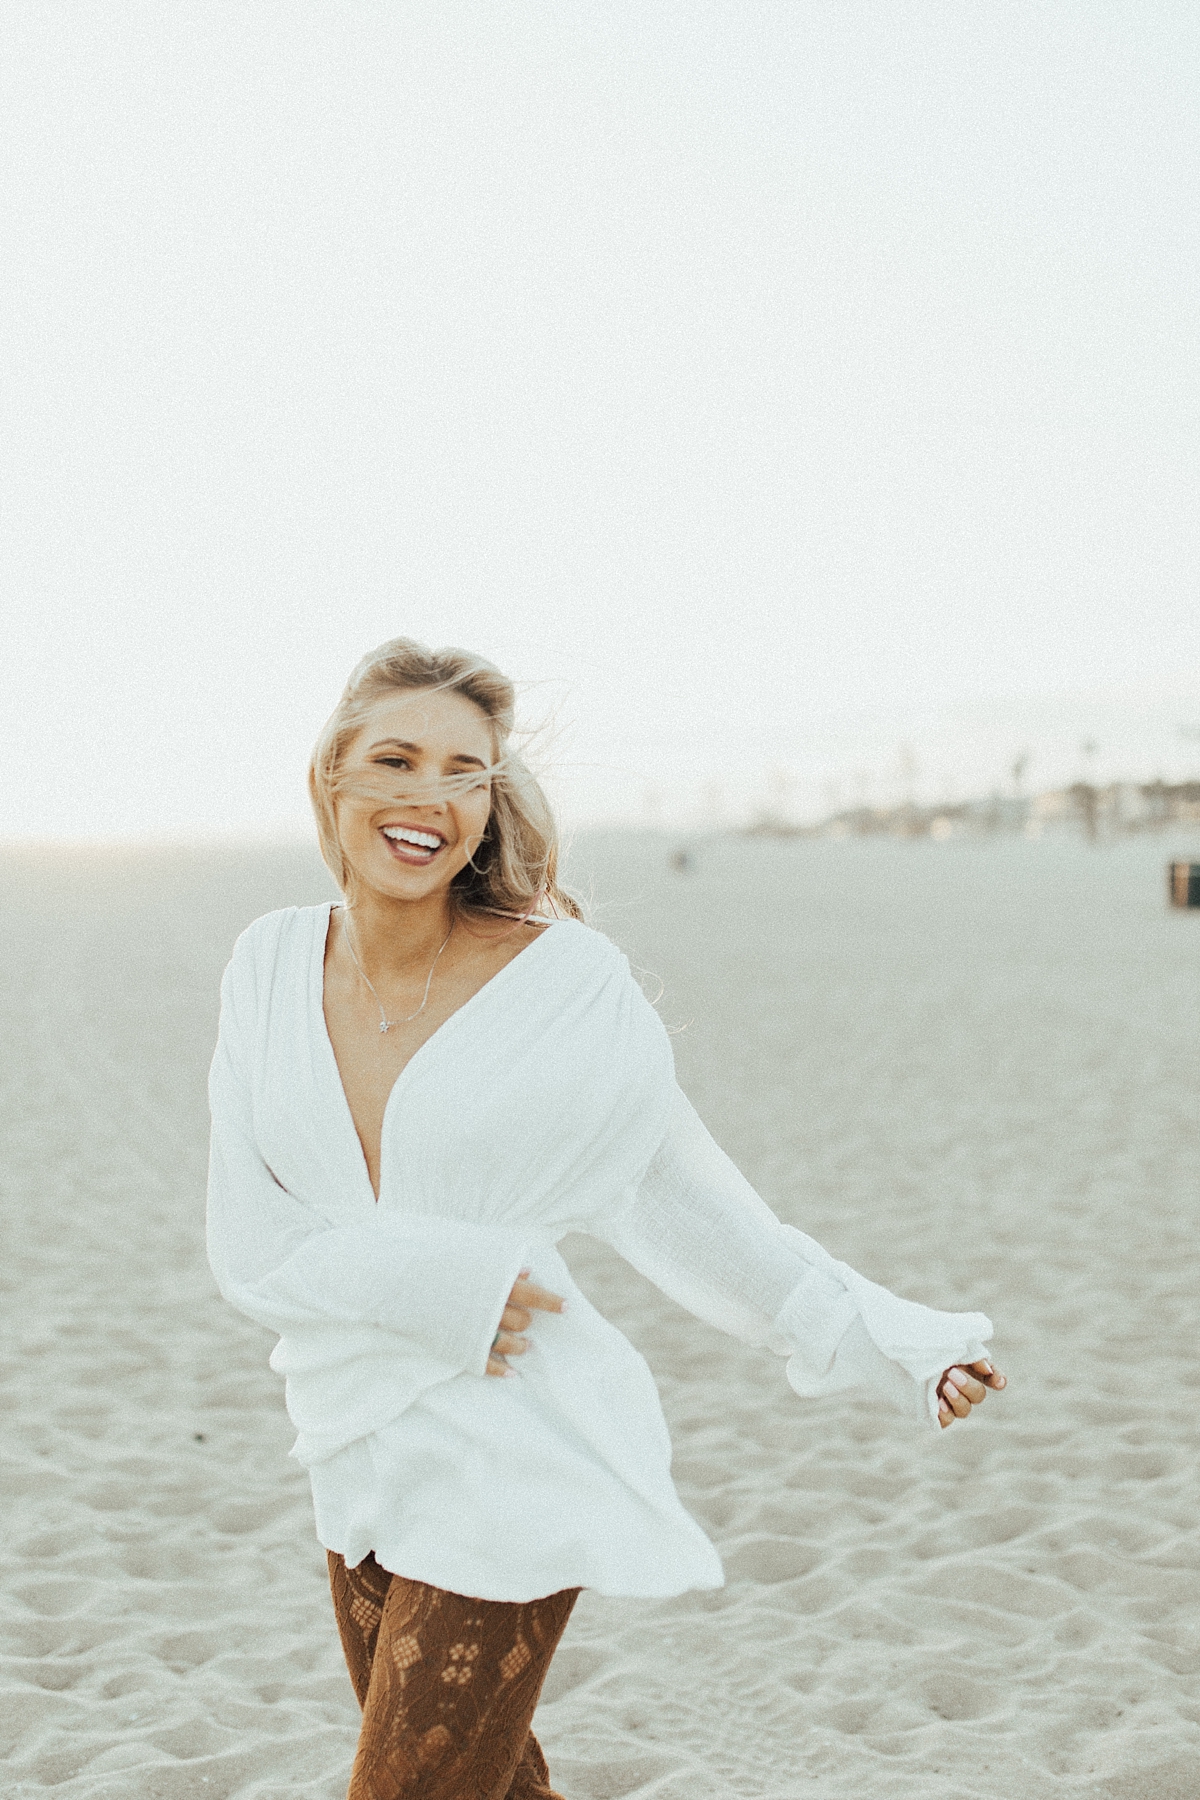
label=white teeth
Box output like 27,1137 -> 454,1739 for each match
382,827 -> 443,851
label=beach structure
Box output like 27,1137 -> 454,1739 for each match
1168,862 -> 1200,908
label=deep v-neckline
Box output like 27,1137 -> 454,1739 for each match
311,902 -> 560,1203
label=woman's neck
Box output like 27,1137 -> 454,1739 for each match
340,888 -> 456,979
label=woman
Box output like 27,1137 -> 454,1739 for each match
207,637 -> 1005,1800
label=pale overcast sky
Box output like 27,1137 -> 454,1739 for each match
3,1 -> 1198,839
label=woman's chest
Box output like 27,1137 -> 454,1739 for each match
321,991 -> 460,1202
249,912 -> 674,1230
320,935 -> 536,1198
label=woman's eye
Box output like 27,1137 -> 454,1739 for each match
375,757 -> 411,770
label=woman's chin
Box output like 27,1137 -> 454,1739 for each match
357,853 -> 463,903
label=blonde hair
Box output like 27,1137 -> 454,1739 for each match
308,637 -> 584,922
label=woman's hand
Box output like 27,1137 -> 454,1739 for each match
487,1270 -> 566,1377
937,1359 -> 1006,1427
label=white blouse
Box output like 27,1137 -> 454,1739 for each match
207,905 -> 992,1603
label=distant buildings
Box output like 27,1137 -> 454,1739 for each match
747,780 -> 1200,842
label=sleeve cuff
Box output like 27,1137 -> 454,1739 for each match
768,1262 -> 859,1391
769,1226 -> 994,1430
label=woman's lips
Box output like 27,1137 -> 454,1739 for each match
379,826 -> 446,866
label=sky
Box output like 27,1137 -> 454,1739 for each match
3,0 -> 1199,839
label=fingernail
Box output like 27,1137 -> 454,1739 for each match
502,1368 -> 518,1379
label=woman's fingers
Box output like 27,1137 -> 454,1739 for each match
508,1278 -> 566,1315
937,1380 -> 974,1424
487,1273 -> 568,1376
957,1360 -> 1008,1395
940,1378 -> 973,1418
937,1361 -> 1008,1426
486,1331 -> 527,1377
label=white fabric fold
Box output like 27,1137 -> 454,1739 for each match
206,963 -> 530,1462
766,1258 -> 859,1381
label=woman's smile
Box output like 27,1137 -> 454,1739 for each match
378,822 -> 450,867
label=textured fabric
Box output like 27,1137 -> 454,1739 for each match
599,1086 -> 993,1426
207,903 -> 993,1600
328,1552 -> 577,1800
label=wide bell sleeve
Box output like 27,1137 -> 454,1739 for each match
593,1086 -> 993,1431
205,947 -> 529,1463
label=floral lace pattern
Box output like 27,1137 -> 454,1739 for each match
328,1551 -> 579,1799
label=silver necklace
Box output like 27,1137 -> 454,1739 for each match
339,908 -> 455,1033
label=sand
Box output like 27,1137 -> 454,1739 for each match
3,830 -> 1200,1799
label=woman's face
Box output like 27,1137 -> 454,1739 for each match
334,687 -> 495,904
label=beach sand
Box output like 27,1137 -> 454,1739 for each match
3,831 -> 1200,1799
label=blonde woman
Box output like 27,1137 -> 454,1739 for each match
206,638 -> 1005,1800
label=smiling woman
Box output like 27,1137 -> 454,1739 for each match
307,638 -> 581,925
206,636 -> 1005,1800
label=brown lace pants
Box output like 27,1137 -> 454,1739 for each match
328,1551 -> 579,1800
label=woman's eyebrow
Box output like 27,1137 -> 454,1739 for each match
368,738 -> 488,769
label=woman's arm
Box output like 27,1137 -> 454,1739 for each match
593,1086 -> 999,1431
206,957 -> 527,1381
